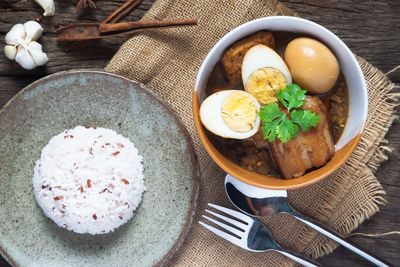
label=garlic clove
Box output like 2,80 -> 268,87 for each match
5,21 -> 49,70
34,0 -> 55,16
27,41 -> 49,66
24,21 -> 44,42
4,45 -> 17,60
15,46 -> 37,70
5,24 -> 26,45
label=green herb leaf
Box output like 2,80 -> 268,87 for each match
258,102 -> 283,123
258,103 -> 284,142
277,83 -> 306,111
277,116 -> 299,143
258,83 -> 321,143
261,117 -> 281,142
291,109 -> 320,132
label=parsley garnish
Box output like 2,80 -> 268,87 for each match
258,83 -> 320,143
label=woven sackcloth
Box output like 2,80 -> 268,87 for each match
105,0 -> 398,265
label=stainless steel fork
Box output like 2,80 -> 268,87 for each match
200,203 -> 322,267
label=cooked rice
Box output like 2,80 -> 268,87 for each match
32,126 -> 146,235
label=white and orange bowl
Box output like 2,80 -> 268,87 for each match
193,16 -> 368,189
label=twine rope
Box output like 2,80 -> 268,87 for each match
350,231 -> 400,237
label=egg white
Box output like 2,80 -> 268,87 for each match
200,90 -> 261,139
241,44 -> 292,88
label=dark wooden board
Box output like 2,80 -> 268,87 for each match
0,0 -> 399,266
279,1 -> 400,266
0,0 -> 153,76
280,0 -> 400,82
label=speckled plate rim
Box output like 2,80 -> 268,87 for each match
0,70 -> 200,267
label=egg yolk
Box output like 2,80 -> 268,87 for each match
246,67 -> 287,104
221,92 -> 258,133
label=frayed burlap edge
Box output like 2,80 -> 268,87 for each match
104,0 -> 399,264
301,168 -> 388,258
300,58 -> 398,259
266,3 -> 398,259
272,2 -> 398,259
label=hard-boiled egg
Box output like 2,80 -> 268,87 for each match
284,37 -> 339,95
200,90 -> 261,139
241,44 -> 292,104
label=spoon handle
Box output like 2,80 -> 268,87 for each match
292,215 -> 391,267
277,250 -> 322,267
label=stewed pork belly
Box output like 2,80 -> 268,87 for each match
267,96 -> 335,179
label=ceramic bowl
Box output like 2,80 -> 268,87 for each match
193,16 -> 368,189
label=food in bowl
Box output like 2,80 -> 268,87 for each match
242,44 -> 292,104
222,31 -> 275,85
32,126 -> 146,234
199,31 -> 349,179
284,37 -> 340,95
200,90 -> 261,139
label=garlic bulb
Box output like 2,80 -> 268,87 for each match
34,0 -> 55,16
4,21 -> 49,70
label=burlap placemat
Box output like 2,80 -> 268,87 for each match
105,0 -> 398,265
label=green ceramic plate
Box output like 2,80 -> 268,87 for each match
0,70 -> 199,267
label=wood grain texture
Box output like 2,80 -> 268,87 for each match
278,2 -> 400,266
0,0 -> 152,75
0,0 -> 399,266
280,0 -> 400,82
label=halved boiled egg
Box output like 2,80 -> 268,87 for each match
200,90 -> 261,139
241,44 -> 292,104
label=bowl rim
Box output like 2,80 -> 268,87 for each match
193,16 -> 368,189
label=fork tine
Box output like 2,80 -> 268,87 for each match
203,214 -> 244,237
205,209 -> 247,230
199,221 -> 241,246
208,203 -> 253,224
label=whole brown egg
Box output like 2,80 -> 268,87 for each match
284,37 -> 339,94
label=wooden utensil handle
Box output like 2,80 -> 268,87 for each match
102,0 -> 142,24
99,19 -> 197,33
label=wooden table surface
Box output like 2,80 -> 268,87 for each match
0,0 -> 399,266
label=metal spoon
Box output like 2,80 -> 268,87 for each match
224,174 -> 391,267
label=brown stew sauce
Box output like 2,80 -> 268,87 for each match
204,31 -> 349,177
